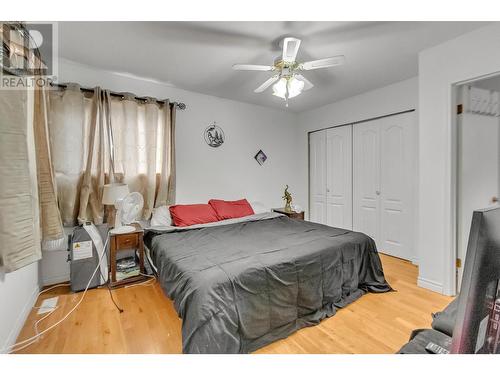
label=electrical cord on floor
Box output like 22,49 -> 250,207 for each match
33,306 -> 59,338
31,283 -> 71,309
0,233 -> 110,354
124,272 -> 156,289
99,269 -> 124,313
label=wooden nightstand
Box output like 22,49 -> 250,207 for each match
272,208 -> 305,220
109,223 -> 148,288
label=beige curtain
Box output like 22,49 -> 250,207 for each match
49,85 -> 112,225
0,23 -> 61,269
49,84 -> 92,226
111,95 -> 176,219
77,87 -> 113,224
48,85 -> 176,224
0,87 -> 42,271
157,100 -> 176,206
33,83 -> 64,244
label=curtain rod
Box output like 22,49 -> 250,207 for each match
51,83 -> 187,110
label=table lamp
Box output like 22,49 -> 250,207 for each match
102,183 -> 135,234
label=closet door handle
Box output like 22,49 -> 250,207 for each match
376,190 -> 381,196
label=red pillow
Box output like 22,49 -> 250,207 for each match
208,199 -> 255,220
169,204 -> 219,227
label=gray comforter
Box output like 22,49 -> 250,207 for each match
145,213 -> 391,353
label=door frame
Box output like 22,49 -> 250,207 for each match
452,71 -> 500,292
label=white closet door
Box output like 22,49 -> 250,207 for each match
309,130 -> 327,224
353,112 -> 415,260
353,120 -> 381,244
326,126 -> 353,229
379,112 -> 414,260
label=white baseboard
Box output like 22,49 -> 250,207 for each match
417,276 -> 444,294
2,285 -> 39,353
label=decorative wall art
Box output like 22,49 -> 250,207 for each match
254,150 -> 267,165
204,122 -> 225,148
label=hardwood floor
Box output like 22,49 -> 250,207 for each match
15,254 -> 453,354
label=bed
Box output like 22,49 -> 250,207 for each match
144,212 -> 391,354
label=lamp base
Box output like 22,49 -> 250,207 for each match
110,225 -> 136,234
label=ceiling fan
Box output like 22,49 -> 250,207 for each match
232,37 -> 345,106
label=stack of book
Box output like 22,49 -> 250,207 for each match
116,256 -> 140,281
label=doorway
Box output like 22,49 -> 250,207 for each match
456,74 -> 500,290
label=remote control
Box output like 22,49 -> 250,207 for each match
425,342 -> 450,354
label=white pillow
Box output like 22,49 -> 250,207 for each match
150,205 -> 172,227
250,201 -> 269,215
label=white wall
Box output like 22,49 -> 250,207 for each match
294,77 -> 419,220
418,23 -> 500,295
41,59 -> 300,284
0,264 -> 40,352
0,89 -> 41,352
58,59 -> 299,205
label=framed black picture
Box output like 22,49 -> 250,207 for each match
204,123 -> 225,148
254,150 -> 267,165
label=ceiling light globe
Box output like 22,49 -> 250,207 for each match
288,77 -> 305,98
272,77 -> 287,99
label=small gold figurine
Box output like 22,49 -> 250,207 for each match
283,185 -> 293,212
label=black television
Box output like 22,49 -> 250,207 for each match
451,206 -> 500,353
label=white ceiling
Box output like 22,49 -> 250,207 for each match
58,21 -> 490,112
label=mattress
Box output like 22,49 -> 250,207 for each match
144,212 -> 391,353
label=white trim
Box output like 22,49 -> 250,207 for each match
2,285 -> 39,353
417,276 -> 444,294
445,77 -> 500,296
444,85 -> 457,296
456,70 -> 500,87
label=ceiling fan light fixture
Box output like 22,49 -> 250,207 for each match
272,76 -> 305,100
272,77 -> 287,99
288,76 -> 304,98
234,36 -> 344,106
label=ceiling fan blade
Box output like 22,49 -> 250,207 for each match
254,75 -> 280,93
282,37 -> 301,63
295,74 -> 314,91
232,64 -> 274,71
300,55 -> 345,70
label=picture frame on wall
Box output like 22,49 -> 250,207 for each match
254,150 -> 267,165
204,122 -> 225,148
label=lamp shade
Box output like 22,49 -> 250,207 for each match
102,183 -> 129,205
